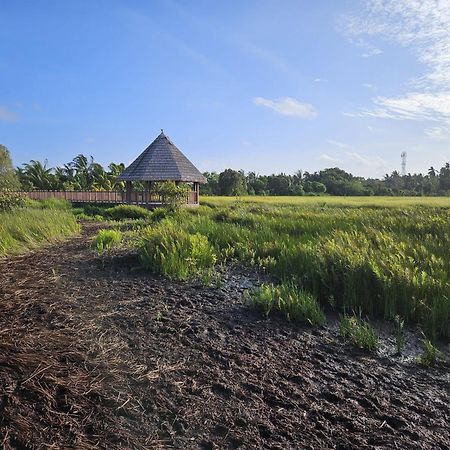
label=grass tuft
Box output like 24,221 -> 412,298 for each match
248,283 -> 325,326
91,229 -> 122,252
339,315 -> 379,351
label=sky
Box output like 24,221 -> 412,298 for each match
1,0 -> 449,178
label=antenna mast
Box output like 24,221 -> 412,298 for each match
401,151 -> 407,176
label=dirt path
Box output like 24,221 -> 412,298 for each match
0,224 -> 449,449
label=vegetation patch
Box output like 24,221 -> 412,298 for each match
139,223 -> 216,280
0,208 -> 80,256
105,204 -> 151,220
247,283 -> 325,326
339,315 -> 379,351
91,229 -> 122,252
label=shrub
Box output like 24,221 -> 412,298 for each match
91,229 -> 122,252
339,315 -> 379,351
0,191 -> 26,211
106,204 -> 150,220
139,223 -> 216,280
248,283 -> 325,326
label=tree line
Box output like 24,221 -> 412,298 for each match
1,144 -> 449,196
202,165 -> 450,196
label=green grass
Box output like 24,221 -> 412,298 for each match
247,282 -> 325,326
417,339 -> 442,367
0,207 -> 80,256
91,229 -> 122,252
202,195 -> 450,208
131,198 -> 449,339
339,315 -> 379,351
139,222 -> 217,280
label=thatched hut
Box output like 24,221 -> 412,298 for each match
118,131 -> 206,206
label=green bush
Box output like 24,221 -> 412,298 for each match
139,223 -> 216,280
106,204 -> 151,220
91,229 -> 122,252
248,283 -> 325,326
0,191 -> 26,211
339,315 -> 379,351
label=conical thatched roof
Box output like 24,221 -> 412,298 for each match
118,131 -> 206,183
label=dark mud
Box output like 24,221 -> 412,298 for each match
0,224 -> 449,449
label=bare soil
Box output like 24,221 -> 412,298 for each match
0,224 -> 449,449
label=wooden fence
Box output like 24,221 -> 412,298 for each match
20,190 -> 199,207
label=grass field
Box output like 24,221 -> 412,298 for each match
112,197 -> 450,340
202,195 -> 450,208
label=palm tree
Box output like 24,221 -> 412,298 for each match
20,160 -> 56,190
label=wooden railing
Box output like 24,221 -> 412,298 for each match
20,190 -> 199,206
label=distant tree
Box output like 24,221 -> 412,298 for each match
438,163 -> 450,192
201,172 -> 220,195
267,174 -> 292,195
218,169 -> 246,196
0,144 -> 20,190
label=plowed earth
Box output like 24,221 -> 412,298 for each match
0,224 -> 449,449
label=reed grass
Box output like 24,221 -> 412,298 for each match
136,200 -> 449,339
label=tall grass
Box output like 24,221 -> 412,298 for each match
136,201 -> 449,339
139,222 -> 216,280
0,208 -> 79,256
248,282 -> 325,326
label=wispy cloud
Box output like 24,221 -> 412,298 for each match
0,105 -> 17,123
363,83 -> 376,90
344,151 -> 387,169
327,139 -> 352,149
319,154 -> 342,164
361,47 -> 382,58
253,96 -> 317,118
341,0 -> 450,135
425,126 -> 450,140
314,78 -> 327,83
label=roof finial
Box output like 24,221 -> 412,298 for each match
160,128 -> 164,134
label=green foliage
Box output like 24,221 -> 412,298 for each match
248,283 -> 325,326
0,208 -> 79,256
0,145 -> 20,191
152,181 -> 190,207
417,339 -> 441,367
339,315 -> 379,351
91,229 -> 122,252
0,191 -> 26,211
139,223 -> 216,280
106,204 -> 151,220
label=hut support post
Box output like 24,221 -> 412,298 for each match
125,181 -> 132,204
193,182 -> 199,204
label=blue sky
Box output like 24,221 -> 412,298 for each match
1,0 -> 449,177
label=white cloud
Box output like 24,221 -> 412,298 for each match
319,154 -> 342,164
345,151 -> 387,169
327,139 -> 352,149
0,105 -> 17,122
425,126 -> 450,140
362,48 -> 382,58
253,96 -> 317,118
314,78 -> 327,83
363,83 -> 376,90
341,0 -> 450,135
